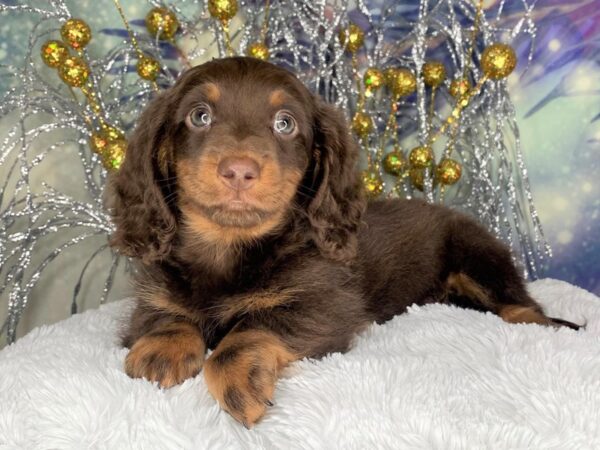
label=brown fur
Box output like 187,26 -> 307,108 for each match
204,330 -> 297,427
108,57 -> 580,427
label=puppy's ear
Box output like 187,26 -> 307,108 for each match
107,91 -> 177,264
306,98 -> 366,263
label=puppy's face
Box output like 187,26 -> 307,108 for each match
171,61 -> 314,241
110,57 -> 364,263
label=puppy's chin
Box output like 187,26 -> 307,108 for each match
197,201 -> 275,228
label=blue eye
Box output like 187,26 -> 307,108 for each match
187,105 -> 212,129
273,111 -> 296,135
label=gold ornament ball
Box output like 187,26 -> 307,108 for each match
58,56 -> 89,87
481,43 -> 517,79
339,23 -> 364,53
137,56 -> 161,81
41,40 -> 69,68
409,167 -> 426,191
60,18 -> 92,50
208,0 -> 238,22
409,146 -> 434,169
101,138 -> 127,170
146,7 -> 179,40
247,42 -> 270,60
389,68 -> 416,98
422,60 -> 446,88
449,78 -> 471,97
362,170 -> 384,197
382,150 -> 406,176
351,111 -> 373,138
436,159 -> 462,185
90,126 -> 125,154
363,67 -> 385,90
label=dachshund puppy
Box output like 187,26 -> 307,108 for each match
109,57 -> 579,428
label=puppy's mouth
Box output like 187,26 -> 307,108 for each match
192,199 -> 275,228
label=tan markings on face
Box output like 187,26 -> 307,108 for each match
498,305 -> 551,326
204,330 -> 297,427
269,89 -> 286,107
204,82 -> 221,103
446,272 -> 495,308
213,288 -> 302,324
125,321 -> 206,388
176,154 -> 303,245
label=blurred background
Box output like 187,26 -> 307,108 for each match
0,0 -> 598,343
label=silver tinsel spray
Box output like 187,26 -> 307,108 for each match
0,0 -> 549,344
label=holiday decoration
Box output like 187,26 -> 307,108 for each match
60,18 -> 92,50
0,0 -> 551,344
57,56 -> 90,87
422,61 -> 446,88
247,42 -> 270,60
481,43 -> 517,80
145,7 -> 179,41
136,55 -> 161,81
41,40 -> 69,68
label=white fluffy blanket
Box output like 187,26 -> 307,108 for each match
1,279 -> 599,449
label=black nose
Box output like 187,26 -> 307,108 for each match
217,157 -> 260,191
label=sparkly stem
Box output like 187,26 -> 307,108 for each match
112,0 -> 159,91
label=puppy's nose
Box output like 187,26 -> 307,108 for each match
217,157 -> 260,190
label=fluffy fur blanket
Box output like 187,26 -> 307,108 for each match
1,279 -> 599,449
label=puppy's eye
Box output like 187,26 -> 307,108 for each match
273,111 -> 296,136
186,105 -> 212,129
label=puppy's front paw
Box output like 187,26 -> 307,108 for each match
203,330 -> 295,428
125,322 -> 205,388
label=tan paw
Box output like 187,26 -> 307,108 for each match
125,322 -> 205,388
203,330 -> 296,428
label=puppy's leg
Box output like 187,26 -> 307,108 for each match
123,296 -> 206,388
445,216 -> 580,330
204,329 -> 297,428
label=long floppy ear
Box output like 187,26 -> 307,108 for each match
107,91 -> 178,264
307,98 -> 366,263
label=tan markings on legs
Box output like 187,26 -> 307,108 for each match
214,289 -> 301,324
498,305 -> 551,326
125,321 -> 206,388
141,290 -> 195,320
204,330 -> 297,428
446,272 -> 495,308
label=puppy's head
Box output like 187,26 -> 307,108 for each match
109,57 -> 365,264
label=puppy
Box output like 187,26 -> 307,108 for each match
109,56 -> 579,428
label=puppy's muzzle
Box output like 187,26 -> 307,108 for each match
217,157 -> 260,191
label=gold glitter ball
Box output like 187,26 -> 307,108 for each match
449,78 -> 471,97
409,146 -> 434,169
409,167 -> 426,191
60,18 -> 92,50
101,138 -> 127,170
41,40 -> 69,68
338,23 -> 364,53
436,158 -> 462,185
481,43 -> 517,80
388,68 -> 416,98
363,67 -> 385,90
382,150 -> 406,176
351,111 -> 373,138
422,60 -> 446,88
146,7 -> 179,40
247,42 -> 270,60
58,56 -> 89,87
137,55 -> 161,81
90,126 -> 125,154
208,0 -> 238,22
362,170 -> 384,198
